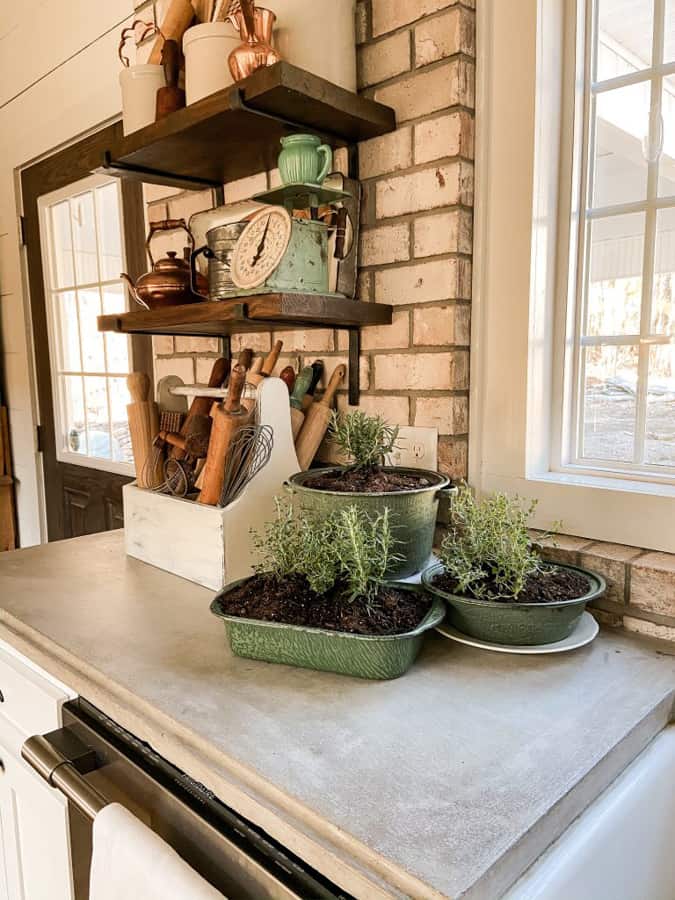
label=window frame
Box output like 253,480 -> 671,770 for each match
470,0 -> 675,554
37,173 -> 135,477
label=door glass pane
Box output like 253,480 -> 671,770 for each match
593,83 -> 651,208
78,289 -> 105,372
646,344 -> 675,465
658,75 -> 675,197
83,376 -> 111,460
102,285 -> 129,372
62,376 -> 86,455
50,201 -> 74,289
596,0 -> 653,81
665,0 -> 675,63
55,291 -> 80,371
582,344 -> 638,461
653,207 -> 675,332
109,377 -> 133,465
96,183 -> 123,281
71,192 -> 98,285
586,213 -> 644,335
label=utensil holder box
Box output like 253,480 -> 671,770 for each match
123,378 -> 299,591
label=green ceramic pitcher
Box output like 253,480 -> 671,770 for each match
278,134 -> 332,186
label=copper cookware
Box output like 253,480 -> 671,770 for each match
121,219 -> 208,309
227,2 -> 280,82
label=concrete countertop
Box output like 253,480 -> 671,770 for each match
0,531 -> 674,899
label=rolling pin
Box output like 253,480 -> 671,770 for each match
247,340 -> 283,388
236,348 -> 254,372
302,360 -> 324,411
279,365 -> 296,393
171,356 -> 229,459
289,366 -> 315,439
295,364 -> 347,470
198,364 -> 252,505
127,373 -> 162,488
149,0 -> 194,65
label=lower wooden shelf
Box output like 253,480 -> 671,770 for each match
97,293 -> 392,337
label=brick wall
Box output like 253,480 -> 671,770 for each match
146,0 -> 476,482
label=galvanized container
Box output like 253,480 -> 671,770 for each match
192,222 -> 247,300
422,562 -> 606,646
286,467 -> 456,579
211,580 -> 445,680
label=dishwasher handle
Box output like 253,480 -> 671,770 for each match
22,733 -> 108,820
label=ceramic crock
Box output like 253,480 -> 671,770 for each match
278,134 -> 332,186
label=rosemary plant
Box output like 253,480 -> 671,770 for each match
329,410 -> 400,471
332,506 -> 400,606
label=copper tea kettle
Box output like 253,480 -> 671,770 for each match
121,219 -> 208,309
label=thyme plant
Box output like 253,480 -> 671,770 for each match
329,410 -> 400,471
439,485 -> 555,601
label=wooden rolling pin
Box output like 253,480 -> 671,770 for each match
236,348 -> 254,372
289,366 -> 314,439
301,361 -> 324,411
198,364 -> 253,506
171,356 -> 229,459
149,0 -> 194,64
295,364 -> 347,470
127,373 -> 162,488
247,340 -> 283,388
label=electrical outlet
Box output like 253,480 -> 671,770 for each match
387,426 -> 438,471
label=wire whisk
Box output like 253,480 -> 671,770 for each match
219,424 -> 273,508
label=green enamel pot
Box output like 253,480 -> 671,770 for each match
421,563 -> 606,646
211,580 -> 445,680
286,468 -> 456,579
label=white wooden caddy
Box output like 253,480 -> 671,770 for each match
123,377 -> 300,591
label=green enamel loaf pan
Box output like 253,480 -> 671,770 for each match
211,580 -> 445,680
422,562 -> 606,646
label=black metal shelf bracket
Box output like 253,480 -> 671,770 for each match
98,151 -> 221,192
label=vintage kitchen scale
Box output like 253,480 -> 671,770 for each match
190,177 -> 359,300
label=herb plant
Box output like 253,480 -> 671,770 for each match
438,485 -> 556,601
329,410 -> 400,471
333,506 -> 400,606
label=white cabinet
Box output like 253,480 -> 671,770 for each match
0,641 -> 75,900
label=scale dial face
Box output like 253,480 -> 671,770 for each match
231,206 -> 292,290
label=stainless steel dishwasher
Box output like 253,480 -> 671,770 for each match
22,698 -> 353,900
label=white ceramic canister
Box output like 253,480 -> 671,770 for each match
119,64 -> 165,135
269,0 -> 357,92
184,22 -> 240,106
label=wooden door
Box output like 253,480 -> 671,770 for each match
21,126 -> 152,542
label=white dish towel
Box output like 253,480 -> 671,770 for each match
90,802 -> 226,900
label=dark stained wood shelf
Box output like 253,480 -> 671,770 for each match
99,63 -> 396,190
97,294 -> 392,337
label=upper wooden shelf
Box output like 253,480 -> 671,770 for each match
97,294 -> 393,337
99,63 -> 396,190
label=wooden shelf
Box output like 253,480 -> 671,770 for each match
99,63 -> 396,190
97,294 -> 392,337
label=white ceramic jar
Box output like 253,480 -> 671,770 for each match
119,65 -> 165,134
183,22 -> 240,106
269,0 -> 357,92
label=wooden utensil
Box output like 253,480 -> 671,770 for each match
279,365 -> 296,393
198,364 -> 253,505
302,360 -> 324,411
236,348 -> 254,372
247,340 -> 283,388
289,366 -> 314,439
149,0 -> 194,64
155,39 -> 185,120
171,356 -> 229,459
295,364 -> 346,470
127,373 -> 163,488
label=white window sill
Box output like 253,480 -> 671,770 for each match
530,469 -> 675,499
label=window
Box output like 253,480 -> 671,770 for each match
39,175 -> 134,475
564,0 -> 675,479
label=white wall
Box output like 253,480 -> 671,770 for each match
0,0 -> 158,546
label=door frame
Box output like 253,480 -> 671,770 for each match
21,125 -> 151,541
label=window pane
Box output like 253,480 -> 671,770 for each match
62,375 -> 86,455
581,344 -> 638,461
592,82 -> 651,208
102,284 -> 130,373
50,201 -> 74,289
71,192 -> 98,285
83,376 -> 111,460
653,207 -> 675,333
646,344 -> 675,465
586,213 -> 644,335
596,0 -> 653,81
96,183 -> 123,281
665,0 -> 675,63
78,289 -> 105,372
54,291 -> 80,371
109,377 -> 133,465
658,75 -> 675,197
